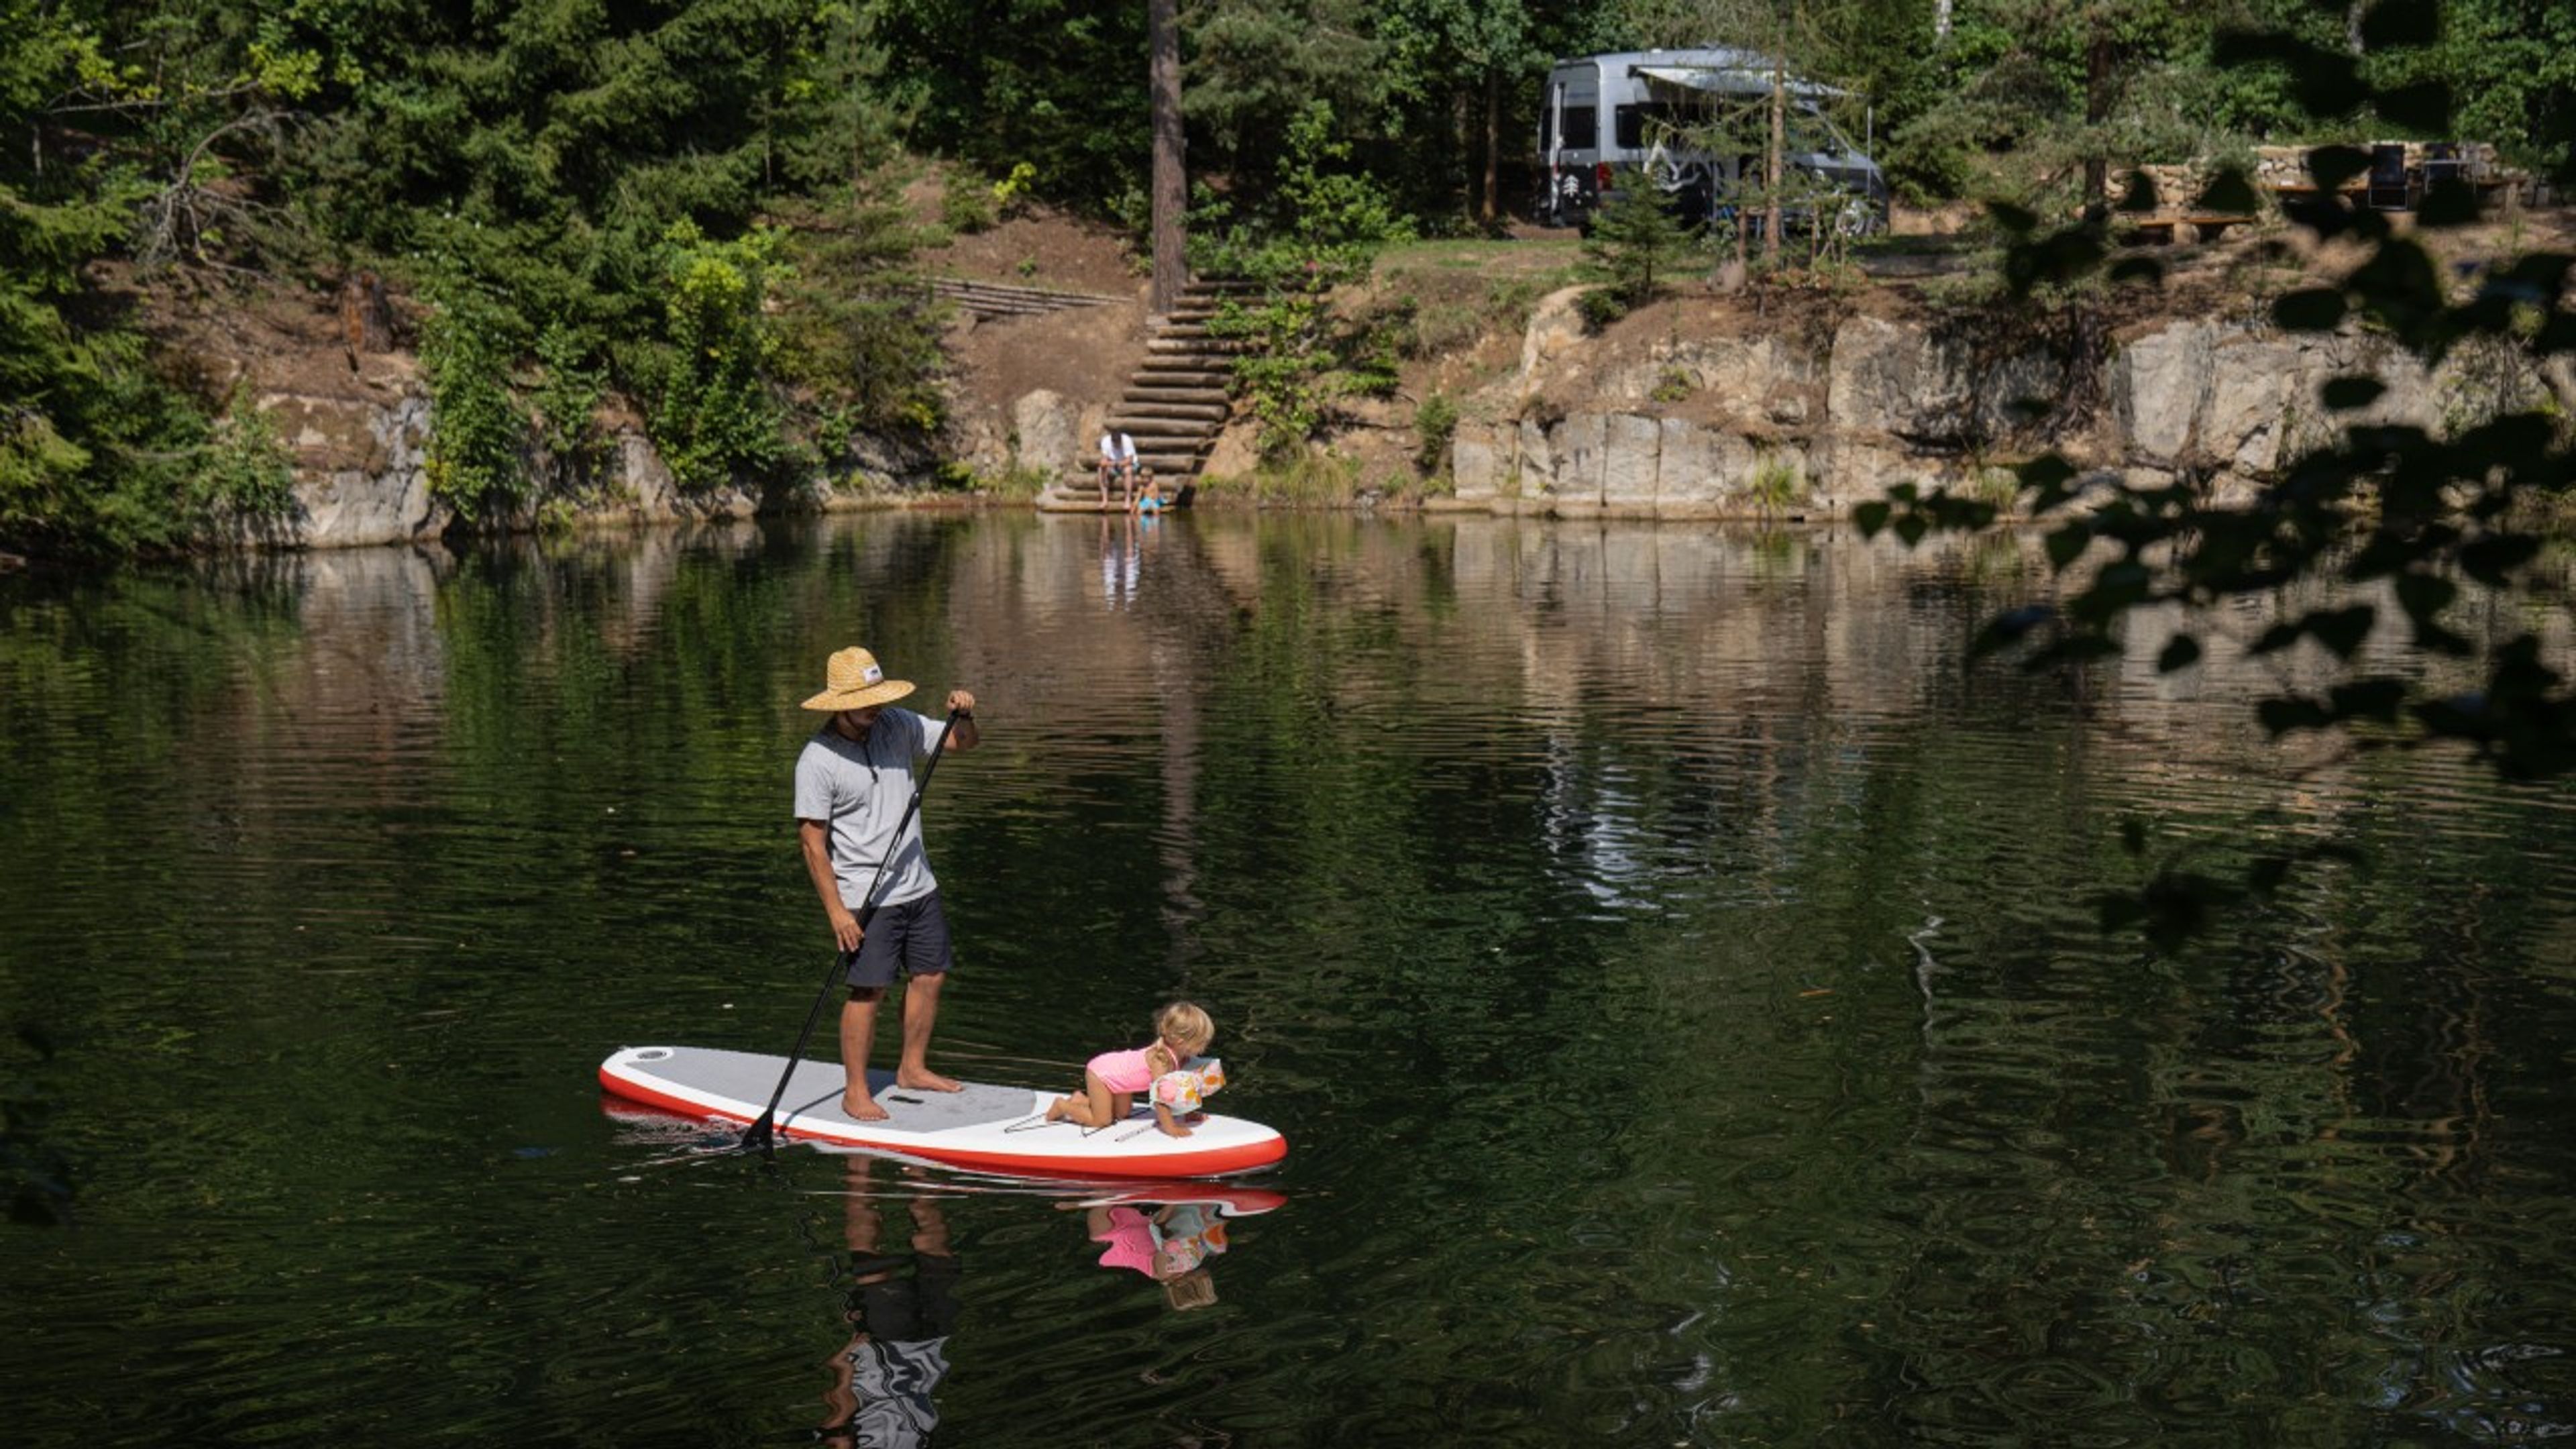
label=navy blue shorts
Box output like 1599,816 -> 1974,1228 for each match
844,891 -> 954,991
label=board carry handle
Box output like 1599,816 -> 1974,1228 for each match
743,711 -> 961,1154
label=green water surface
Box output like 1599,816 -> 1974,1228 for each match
3,512 -> 2572,1447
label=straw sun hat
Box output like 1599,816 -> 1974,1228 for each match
800,647 -> 916,712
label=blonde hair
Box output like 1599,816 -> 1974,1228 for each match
1156,1001 -> 1215,1055
1161,1267 -> 1218,1311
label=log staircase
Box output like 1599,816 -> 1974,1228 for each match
1067,276 -> 1261,492
929,277 -> 1120,320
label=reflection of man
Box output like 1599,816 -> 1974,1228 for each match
1099,513 -> 1145,608
820,1158 -> 958,1449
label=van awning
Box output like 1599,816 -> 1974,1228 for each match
1633,63 -> 1845,102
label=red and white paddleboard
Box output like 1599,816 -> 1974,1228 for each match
598,1045 -> 1287,1180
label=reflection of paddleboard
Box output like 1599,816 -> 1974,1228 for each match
1078,1181 -> 1285,1216
598,1046 -> 1287,1179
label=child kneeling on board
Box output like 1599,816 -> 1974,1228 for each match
1046,1002 -> 1222,1138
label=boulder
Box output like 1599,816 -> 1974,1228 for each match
1603,413 -> 1663,508
2114,321 -> 2216,463
1452,420 -> 1507,502
2201,337 -> 2304,472
288,393 -> 442,545
1010,388 -> 1080,474
1550,411 -> 1609,506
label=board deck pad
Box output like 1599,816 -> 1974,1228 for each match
599,1045 -> 1287,1179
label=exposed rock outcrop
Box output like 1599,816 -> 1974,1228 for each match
1444,301 -> 2480,521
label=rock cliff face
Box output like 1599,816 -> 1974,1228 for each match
1443,288 -> 2502,520
241,380 -> 938,549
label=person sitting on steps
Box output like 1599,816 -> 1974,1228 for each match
1097,429 -> 1138,505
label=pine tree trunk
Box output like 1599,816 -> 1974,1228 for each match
1483,72 -> 1501,225
2084,15 -> 2111,215
1149,0 -> 1186,315
1766,56 -> 1784,268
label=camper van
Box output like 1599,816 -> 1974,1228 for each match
1536,47 -> 1888,234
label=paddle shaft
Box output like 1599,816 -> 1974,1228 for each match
744,712 -> 961,1152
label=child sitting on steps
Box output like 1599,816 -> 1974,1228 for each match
1046,1002 -> 1221,1138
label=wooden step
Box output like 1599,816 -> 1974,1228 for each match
1147,337 -> 1254,356
1122,384 -> 1231,403
1110,402 -> 1230,424
932,278 -> 1121,305
1137,358 -> 1234,378
1110,433 -> 1220,453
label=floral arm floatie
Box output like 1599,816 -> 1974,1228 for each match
1150,1057 -> 1224,1113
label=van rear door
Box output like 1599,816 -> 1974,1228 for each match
1543,63 -> 1601,225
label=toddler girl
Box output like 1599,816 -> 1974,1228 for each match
1046,1002 -> 1220,1138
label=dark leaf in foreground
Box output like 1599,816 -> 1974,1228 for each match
2274,288 -> 2347,331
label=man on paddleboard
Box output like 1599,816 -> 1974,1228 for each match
794,647 -> 981,1121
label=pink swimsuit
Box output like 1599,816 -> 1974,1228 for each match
1087,1046 -> 1159,1093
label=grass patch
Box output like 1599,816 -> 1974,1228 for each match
1214,451 -> 1364,507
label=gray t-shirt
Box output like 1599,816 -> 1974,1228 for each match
794,708 -> 943,910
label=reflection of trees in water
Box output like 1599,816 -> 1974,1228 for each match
12,512 -> 2570,1440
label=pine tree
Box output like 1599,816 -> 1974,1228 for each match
1583,180 -> 1696,308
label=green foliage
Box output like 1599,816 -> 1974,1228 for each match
1576,287 -> 1633,332
942,171 -> 1001,234
531,323 -> 606,488
773,191 -> 949,444
1583,181 -> 1696,307
1748,451 -> 1803,515
195,386 -> 297,521
3,0 -> 945,555
1413,390 -> 1459,476
420,290 -> 530,523
641,222 -> 788,494
1201,102 -> 1417,464
990,161 -> 1038,217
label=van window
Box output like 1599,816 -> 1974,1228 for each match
1614,103 -> 1686,151
1559,105 -> 1597,150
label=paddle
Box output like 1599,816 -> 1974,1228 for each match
743,711 -> 961,1154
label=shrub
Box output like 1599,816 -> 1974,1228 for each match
642,221 -> 787,494
194,386 -> 297,521
1576,287 -> 1631,333
1413,391 -> 1458,476
420,290 -> 531,523
531,323 -> 606,488
942,173 -> 999,234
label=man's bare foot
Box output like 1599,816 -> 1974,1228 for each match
844,1092 -> 890,1122
896,1067 -> 963,1093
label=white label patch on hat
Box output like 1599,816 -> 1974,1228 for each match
862,663 -> 883,685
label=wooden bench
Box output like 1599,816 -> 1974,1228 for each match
2119,215 -> 2254,247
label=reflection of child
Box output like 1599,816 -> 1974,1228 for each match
1084,1202 -> 1226,1311
1045,1001 -> 1219,1138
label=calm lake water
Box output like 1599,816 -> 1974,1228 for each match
4,511 -> 2574,1447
